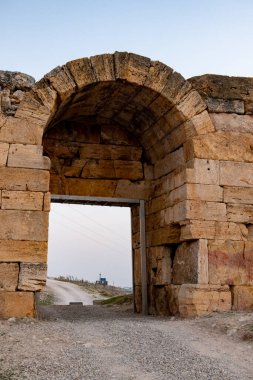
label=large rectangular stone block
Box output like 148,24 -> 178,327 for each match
0,263 -> 19,291
232,286 -> 253,311
0,291 -> 35,318
180,221 -> 248,241
154,147 -> 185,179
0,210 -> 48,241
147,225 -> 181,246
178,284 -> 231,317
149,246 -> 172,285
210,113 -> 253,133
8,144 -> 50,170
173,200 -> 227,222
79,144 -> 142,161
0,240 -> 47,262
169,183 -> 223,205
184,132 -> 253,162
0,167 -> 49,192
18,263 -> 47,291
172,240 -> 208,285
224,187 -> 253,204
0,116 -> 43,145
206,97 -> 244,114
80,159 -> 143,180
2,191 -> 44,210
227,204 -> 253,223
0,143 -> 9,166
208,240 -> 253,285
220,161 -> 253,187
177,90 -> 207,120
186,159 -> 219,185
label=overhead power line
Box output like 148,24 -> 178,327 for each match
67,204 -> 130,242
50,209 -> 130,256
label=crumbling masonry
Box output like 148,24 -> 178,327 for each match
0,52 -> 253,318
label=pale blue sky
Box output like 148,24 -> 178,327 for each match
1,0 -> 253,80
2,0 -> 252,287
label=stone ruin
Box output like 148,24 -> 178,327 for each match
0,52 -> 252,318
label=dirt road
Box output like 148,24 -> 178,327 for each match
46,278 -> 97,305
0,302 -> 253,380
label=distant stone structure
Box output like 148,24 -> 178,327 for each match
0,52 -> 252,318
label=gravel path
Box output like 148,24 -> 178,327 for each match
46,279 -> 96,305
0,305 -> 252,380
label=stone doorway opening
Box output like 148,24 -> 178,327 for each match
46,195 -> 147,314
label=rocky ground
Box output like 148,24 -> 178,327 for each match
0,304 -> 252,380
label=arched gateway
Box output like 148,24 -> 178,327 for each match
0,52 -> 253,318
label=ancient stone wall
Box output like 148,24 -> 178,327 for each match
0,53 -> 252,318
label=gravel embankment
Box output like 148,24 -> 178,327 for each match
0,305 -> 252,380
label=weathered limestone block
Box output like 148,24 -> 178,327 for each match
186,159 -> 219,185
134,285 -> 142,313
0,115 -> 43,145
114,180 -> 151,200
147,225 -> 181,246
54,177 -> 150,200
160,71 -> 191,106
166,285 -> 181,315
177,90 -> 207,121
178,284 -> 231,317
210,113 -> 253,133
147,194 -> 168,214
31,79 -> 58,113
62,159 -> 83,177
132,232 -> 140,250
169,183 -> 223,205
154,147 -> 185,178
172,200 -> 227,222
79,144 -> 142,161
2,191 -> 44,210
15,91 -> 51,127
0,263 -> 19,291
66,58 -> 97,89
189,74 -> 253,107
227,204 -> 253,223
144,60 -> 173,94
220,161 -> 253,187
45,65 -> 76,101
0,291 -> 35,318
157,111 -> 215,157
146,210 -> 165,231
232,286 -> 253,311
0,143 -> 9,166
7,144 -> 50,170
208,240 -> 253,285
90,54 -> 115,82
0,241 -> 47,262
0,210 -> 48,241
43,192 -> 51,211
81,159 -> 143,180
248,225 -> 253,241
0,167 -> 49,192
173,240 -> 208,285
206,98 -> 244,114
184,132 -> 253,162
149,246 -> 172,285
180,221 -> 248,241
18,263 -> 47,291
114,52 -> 150,86
224,187 -> 253,204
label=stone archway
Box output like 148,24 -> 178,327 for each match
0,52 -> 252,318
